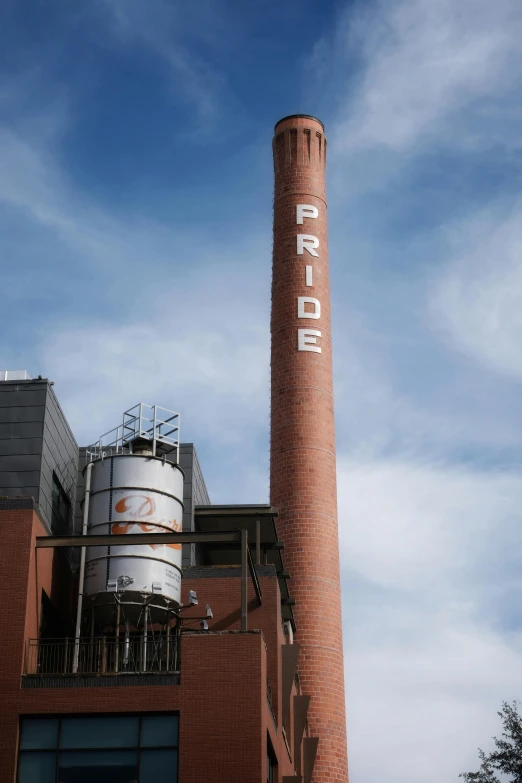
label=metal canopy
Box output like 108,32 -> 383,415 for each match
195,504 -> 295,630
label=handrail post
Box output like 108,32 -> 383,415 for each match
165,611 -> 170,673
142,607 -> 148,672
241,528 -> 248,631
114,603 -> 121,674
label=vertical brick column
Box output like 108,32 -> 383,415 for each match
270,115 -> 348,782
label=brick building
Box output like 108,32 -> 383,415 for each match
0,115 -> 347,783
0,383 -> 315,783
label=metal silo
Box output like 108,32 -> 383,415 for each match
80,404 -> 183,627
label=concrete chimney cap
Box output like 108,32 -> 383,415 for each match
274,114 -> 324,132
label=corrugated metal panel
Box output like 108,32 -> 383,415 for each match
0,380 -> 78,535
0,422 -> 44,438
0,455 -> 41,471
0,405 -> 46,423
0,437 -> 42,455
0,390 -> 47,407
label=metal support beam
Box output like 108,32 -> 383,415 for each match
241,528 -> 248,632
247,545 -> 262,605
294,695 -> 311,774
255,518 -> 261,565
36,531 -> 242,548
282,644 -> 301,727
303,737 -> 319,783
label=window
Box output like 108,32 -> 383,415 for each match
51,473 -> 71,534
267,735 -> 277,783
18,714 -> 179,783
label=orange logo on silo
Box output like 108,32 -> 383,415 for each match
111,494 -> 181,550
114,495 -> 155,516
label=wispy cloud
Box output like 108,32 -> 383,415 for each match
93,0 -> 235,126
0,125 -> 270,468
40,271 -> 269,450
430,203 -> 522,381
0,76 -> 270,493
339,456 -> 522,782
329,0 -> 522,154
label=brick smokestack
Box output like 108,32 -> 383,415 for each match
270,115 -> 348,781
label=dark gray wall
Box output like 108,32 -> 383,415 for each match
0,378 -> 78,534
40,385 -> 78,534
74,448 -> 88,534
0,379 -> 46,504
179,443 -> 210,567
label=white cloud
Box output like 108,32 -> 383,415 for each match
0,88 -> 271,483
330,0 -> 522,153
338,457 -> 522,593
333,311 -> 522,458
346,615 -> 522,783
41,275 -> 269,448
430,205 -> 522,381
0,124 -> 216,278
338,457 -> 522,782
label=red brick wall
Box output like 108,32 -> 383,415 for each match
5,633 -> 265,783
270,115 -> 349,782
182,570 -> 283,722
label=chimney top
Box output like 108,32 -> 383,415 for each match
274,114 -> 324,132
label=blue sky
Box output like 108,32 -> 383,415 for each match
3,0 -> 522,780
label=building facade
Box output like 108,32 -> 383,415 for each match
0,387 -> 317,782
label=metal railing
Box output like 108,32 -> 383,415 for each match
25,635 -> 180,676
86,403 -> 180,462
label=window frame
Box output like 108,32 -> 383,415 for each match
17,713 -> 179,783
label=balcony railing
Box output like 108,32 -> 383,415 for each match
25,635 -> 180,677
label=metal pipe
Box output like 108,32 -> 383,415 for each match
123,619 -> 130,666
89,606 -> 95,672
72,461 -> 93,673
256,519 -> 261,566
101,635 -> 107,673
241,528 -> 248,632
177,616 -> 182,671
